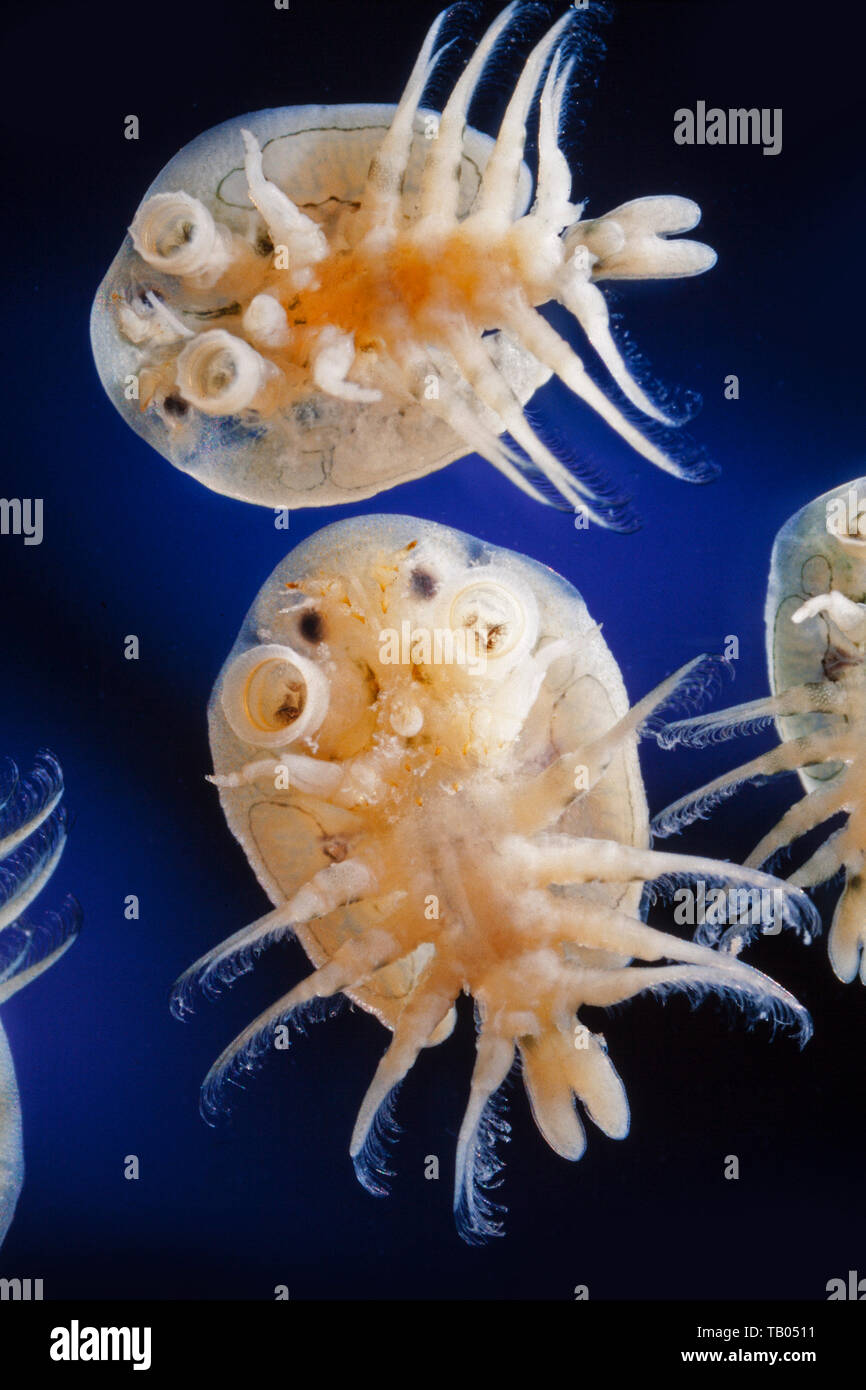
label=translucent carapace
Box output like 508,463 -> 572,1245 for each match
656,477 -> 866,984
173,516 -> 813,1240
92,4 -> 716,527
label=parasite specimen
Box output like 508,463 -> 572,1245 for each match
92,4 -> 716,525
656,478 -> 866,985
173,517 -> 814,1240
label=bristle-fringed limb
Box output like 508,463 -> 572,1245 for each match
0,754 -> 79,1004
199,995 -> 345,1126
0,896 -> 82,1006
565,962 -> 811,1048
453,1032 -> 513,1244
351,1083 -> 403,1198
171,858 -> 377,1015
0,750 -> 64,861
0,751 -> 78,1248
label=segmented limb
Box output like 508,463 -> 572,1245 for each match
418,3 -> 519,223
0,752 -> 78,1247
514,887 -> 796,981
506,833 -> 814,909
198,927 -> 403,1119
502,298 -> 699,476
376,349 -> 603,515
533,53 -> 579,233
0,808 -> 67,932
358,8 -> 451,235
658,682 -> 846,749
443,320 -> 606,510
472,11 -> 573,226
556,272 -> 674,424
0,896 -> 81,1007
312,328 -> 383,404
509,656 -> 718,836
350,960 -> 460,1187
171,859 -> 377,1011
576,655 -> 715,785
453,1026 -> 515,1240
792,590 -> 866,638
788,829 -> 848,891
241,129 -> 328,267
561,961 -> 811,1043
652,727 -> 855,838
745,776 -> 852,870
208,752 -> 343,795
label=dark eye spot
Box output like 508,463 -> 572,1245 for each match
256,233 -> 274,256
163,394 -> 188,418
411,568 -> 437,598
299,610 -> 325,643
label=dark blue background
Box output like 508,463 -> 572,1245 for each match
0,0 -> 863,1299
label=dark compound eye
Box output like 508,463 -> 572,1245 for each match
163,394 -> 189,418
410,568 -> 437,599
299,609 -> 325,643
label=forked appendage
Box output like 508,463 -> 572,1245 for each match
357,9 -> 452,235
520,1028 -> 628,1163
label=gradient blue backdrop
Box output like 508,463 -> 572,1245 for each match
0,0 -> 863,1299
